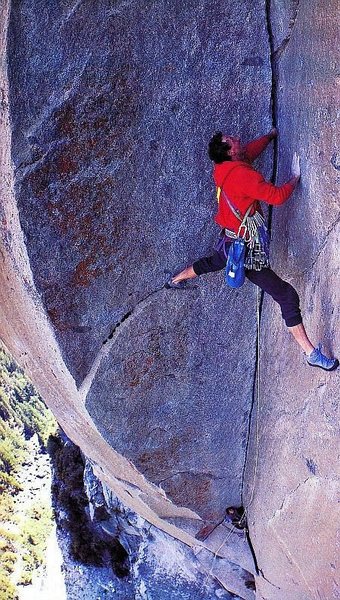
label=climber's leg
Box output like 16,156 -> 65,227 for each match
246,268 -> 339,370
171,265 -> 197,285
168,238 -> 231,286
287,322 -> 314,355
245,267 -> 303,329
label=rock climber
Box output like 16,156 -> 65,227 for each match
225,506 -> 247,530
166,129 -> 338,371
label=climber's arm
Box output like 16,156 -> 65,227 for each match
235,154 -> 300,206
244,128 -> 277,162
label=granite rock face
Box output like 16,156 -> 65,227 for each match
244,2 -> 340,599
8,0 -> 271,386
7,0 -> 272,521
83,458 -> 242,600
2,1 -> 339,599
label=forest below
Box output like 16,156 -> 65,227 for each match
0,348 -> 56,599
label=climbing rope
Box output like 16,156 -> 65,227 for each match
246,284 -> 261,509
202,286 -> 262,586
202,520 -> 247,587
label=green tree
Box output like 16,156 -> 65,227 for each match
0,347 -> 57,592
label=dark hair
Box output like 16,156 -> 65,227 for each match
208,132 -> 231,163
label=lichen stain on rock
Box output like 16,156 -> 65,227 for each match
138,436 -> 183,475
46,176 -> 116,260
163,473 -> 215,520
46,307 -> 72,333
54,102 -> 77,137
123,329 -> 167,388
124,353 -> 157,388
55,149 -> 78,176
25,163 -> 50,198
72,256 -> 103,287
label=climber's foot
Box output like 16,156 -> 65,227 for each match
307,344 -> 339,371
164,277 -> 189,289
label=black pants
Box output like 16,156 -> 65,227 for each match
193,240 -> 302,327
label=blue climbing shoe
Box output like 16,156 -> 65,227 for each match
307,344 -> 339,371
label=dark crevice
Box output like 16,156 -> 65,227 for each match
265,0 -> 279,229
104,309 -> 133,343
241,0 -> 279,510
79,285 -> 166,395
240,345 -> 259,503
102,286 -> 165,346
240,0 -> 280,578
259,568 -> 282,590
239,288 -> 262,578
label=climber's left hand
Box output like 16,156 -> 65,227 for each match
268,127 -> 278,140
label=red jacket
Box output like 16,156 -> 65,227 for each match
213,134 -> 294,232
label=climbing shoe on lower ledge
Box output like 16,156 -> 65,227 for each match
307,344 -> 339,371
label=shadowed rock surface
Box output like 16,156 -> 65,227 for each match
7,0 -> 272,521
1,1 -> 339,599
8,0 -> 271,386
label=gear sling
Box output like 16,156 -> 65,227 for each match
215,168 -> 270,288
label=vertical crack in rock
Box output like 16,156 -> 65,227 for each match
79,286 -> 166,400
265,0 -> 279,229
241,0 -> 279,501
240,322 -> 261,576
240,0 -> 281,577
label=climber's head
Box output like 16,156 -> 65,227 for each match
208,132 -> 243,163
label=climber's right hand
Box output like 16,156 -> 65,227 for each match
291,152 -> 301,179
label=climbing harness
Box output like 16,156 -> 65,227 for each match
215,169 -> 270,289
222,190 -> 270,273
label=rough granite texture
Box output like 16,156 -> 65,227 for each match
7,0 -> 272,521
244,2 -> 340,599
8,0 -> 271,386
2,1 -> 339,599
83,458 -> 246,600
